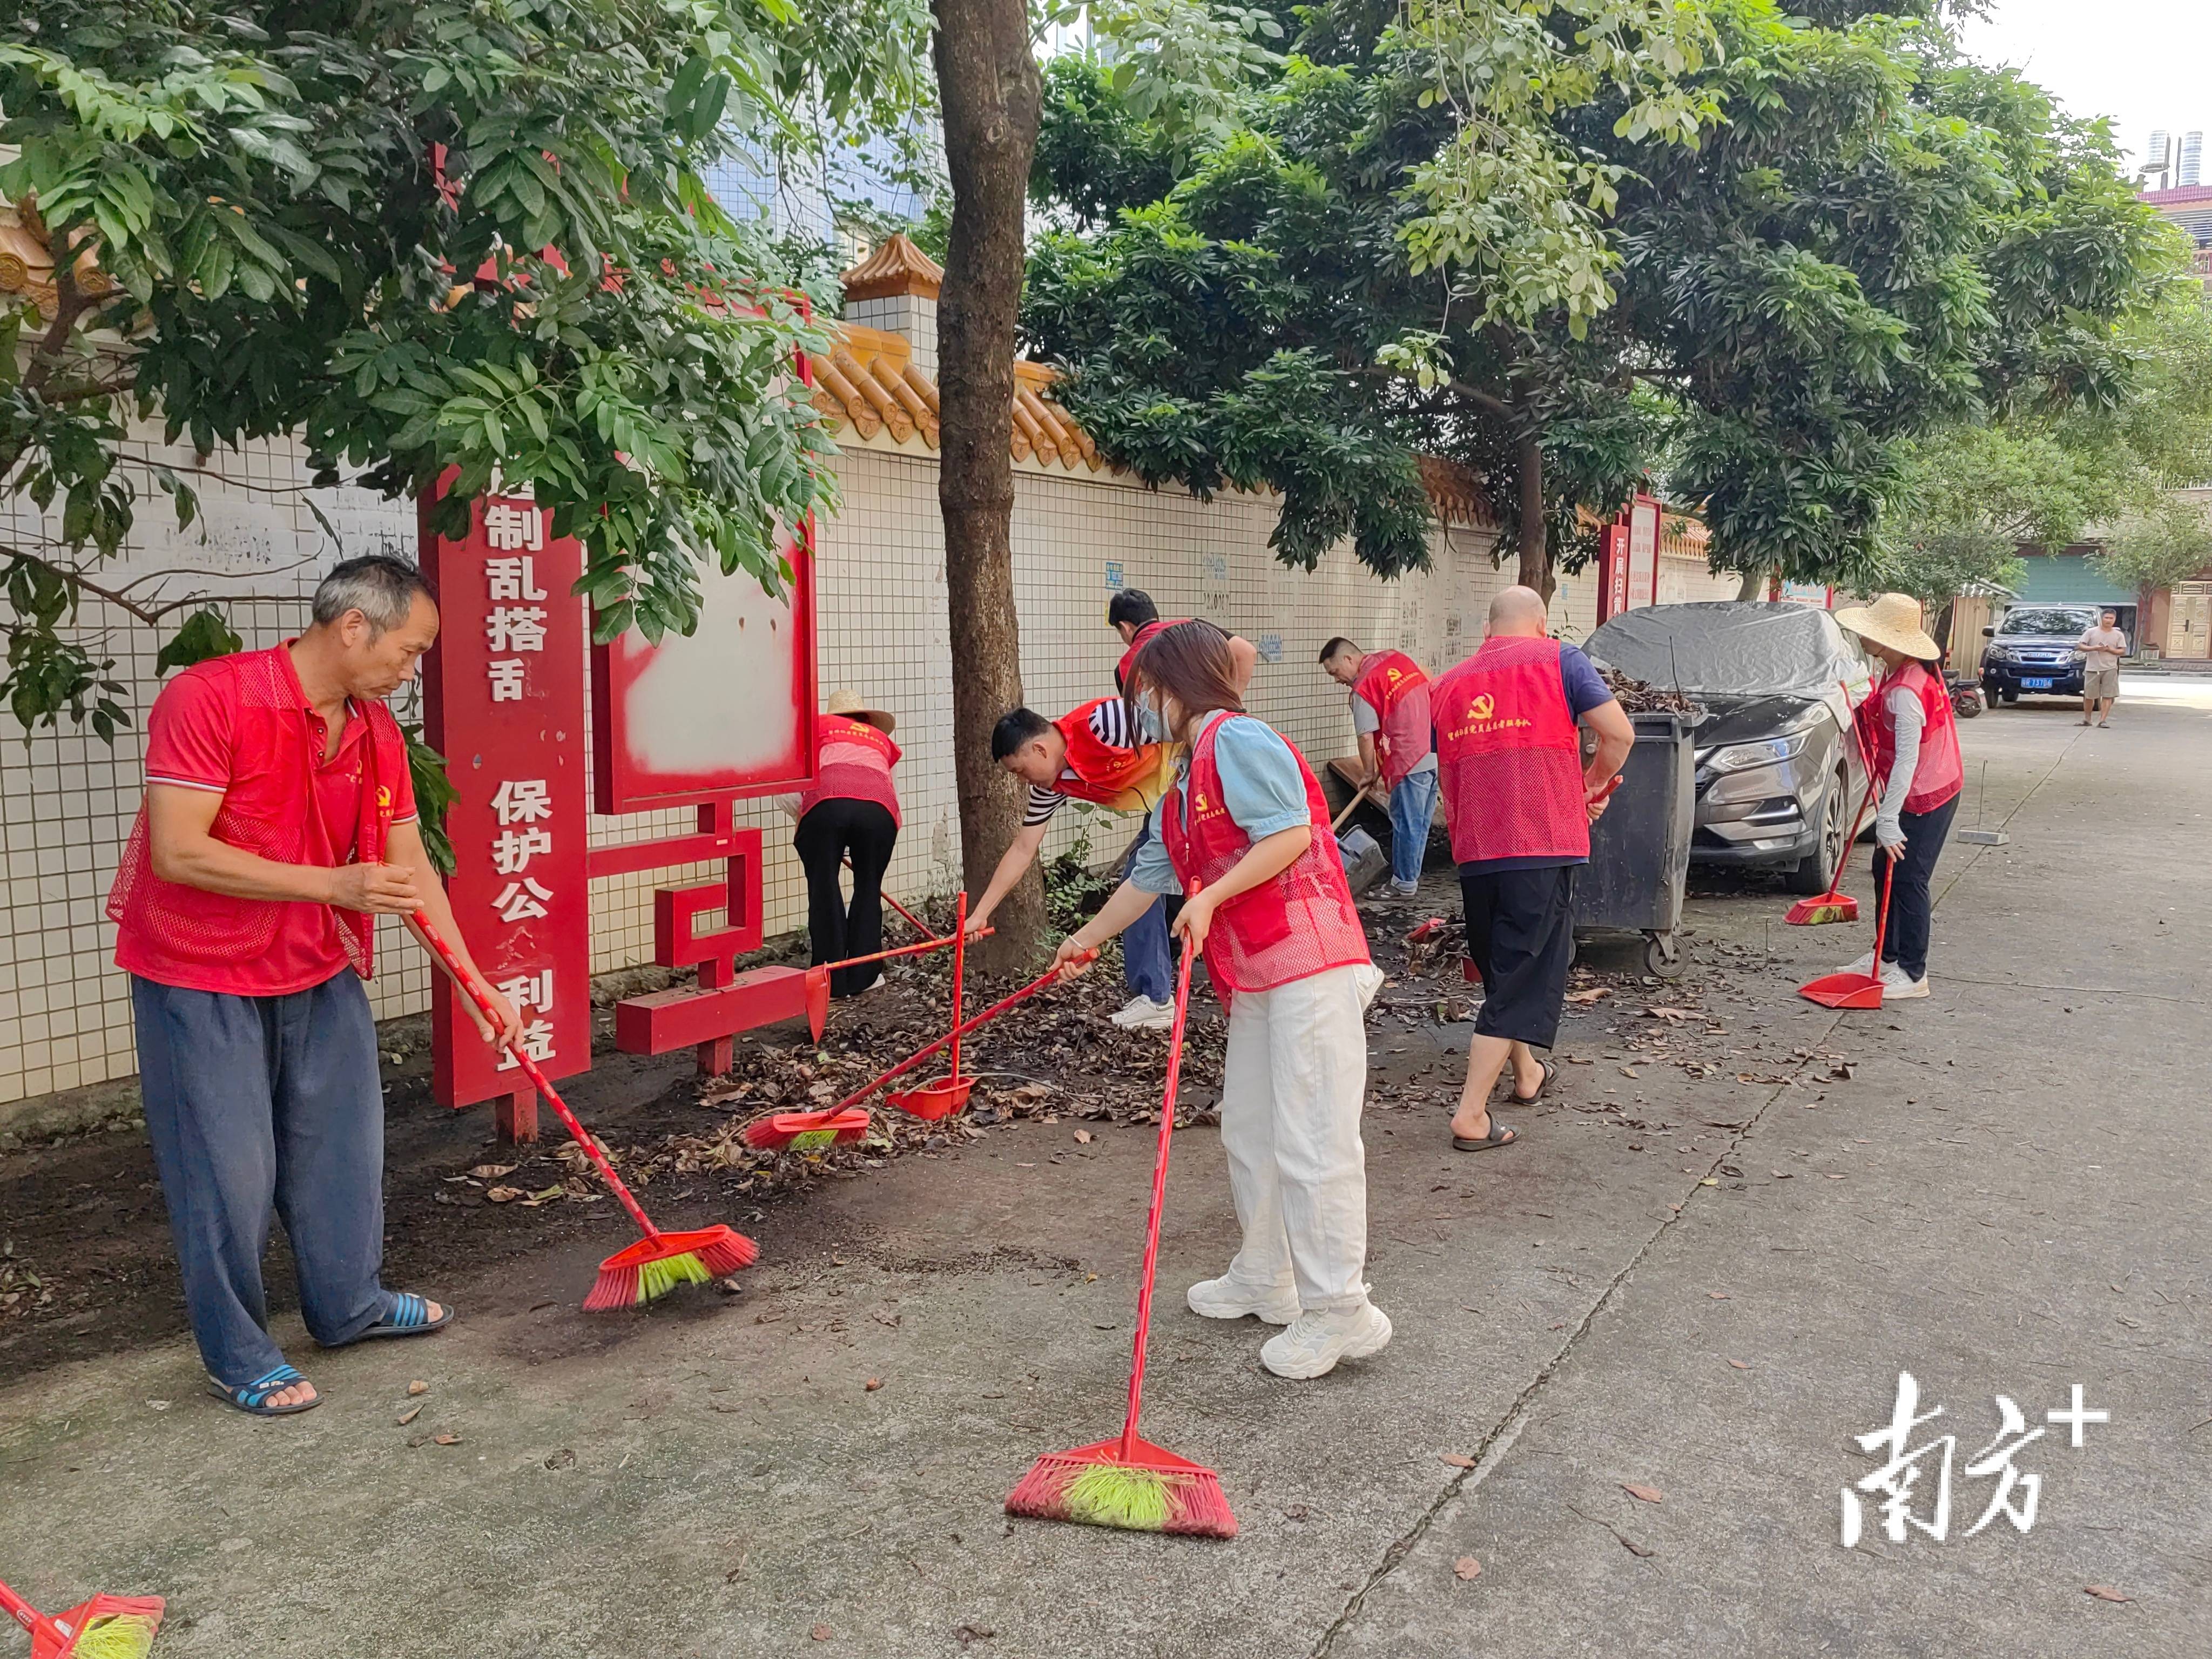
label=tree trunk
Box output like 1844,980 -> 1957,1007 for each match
1514,429 -> 1551,598
933,0 -> 1043,967
1736,565 -> 1767,602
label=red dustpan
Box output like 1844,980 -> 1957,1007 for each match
1797,865 -> 1892,1009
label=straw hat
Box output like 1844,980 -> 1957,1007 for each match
825,687 -> 895,734
1832,592 -> 1940,662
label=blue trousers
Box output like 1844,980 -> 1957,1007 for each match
1388,766 -> 1440,887
133,972 -> 392,1387
1121,817 -> 1175,1003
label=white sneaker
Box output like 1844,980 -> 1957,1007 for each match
1186,1274 -> 1300,1325
1879,961 -> 1928,999
1353,963 -> 1387,1011
1831,950 -> 1876,977
1110,994 -> 1177,1030
1390,879 -> 1421,899
1260,1301 -> 1393,1380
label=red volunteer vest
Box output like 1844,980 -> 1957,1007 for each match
1115,617 -> 1186,693
1856,661 -> 1962,814
1351,649 -> 1434,786
800,714 -> 902,828
1434,636 -> 1588,865
1158,713 -> 1370,1007
1053,698 -> 1170,812
107,647 -> 406,980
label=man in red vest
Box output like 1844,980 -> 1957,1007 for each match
972,699 -> 1178,1027
1109,588 -> 1258,696
1319,637 -> 1437,898
109,557 -> 519,1417
1432,586 -> 1634,1154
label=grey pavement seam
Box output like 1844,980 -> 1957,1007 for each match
1311,999 -> 1850,1656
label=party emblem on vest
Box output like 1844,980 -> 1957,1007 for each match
376,784 -> 393,814
1469,692 -> 1495,721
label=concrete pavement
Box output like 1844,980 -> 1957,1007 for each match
1,678 -> 2206,1656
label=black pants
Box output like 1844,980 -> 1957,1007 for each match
795,799 -> 899,996
1460,862 -> 1577,1050
1872,794 -> 1957,982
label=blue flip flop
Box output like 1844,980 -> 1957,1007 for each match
350,1291 -> 454,1341
206,1363 -> 321,1417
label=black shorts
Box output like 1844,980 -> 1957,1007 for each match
1461,864 -> 1577,1050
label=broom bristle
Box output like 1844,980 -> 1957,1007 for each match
743,1111 -> 868,1152
1785,896 -> 1857,926
65,1614 -> 161,1659
581,1260 -> 640,1313
1006,1451 -> 1237,1538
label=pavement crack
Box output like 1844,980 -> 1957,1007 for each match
1312,1007 -> 1846,1658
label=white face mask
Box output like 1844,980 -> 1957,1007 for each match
1134,692 -> 1170,744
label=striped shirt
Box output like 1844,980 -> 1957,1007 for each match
1022,698 -> 1135,825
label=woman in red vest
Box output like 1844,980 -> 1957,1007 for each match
1053,623 -> 1391,1381
1831,595 -> 1964,999
792,690 -> 903,997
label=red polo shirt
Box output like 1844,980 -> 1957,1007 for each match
117,644 -> 418,995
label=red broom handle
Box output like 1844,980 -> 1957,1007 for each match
1119,887 -> 1201,1460
0,1579 -> 68,1643
817,928 -> 986,977
1868,854 -> 1896,969
950,892 -> 967,1085
412,911 -> 664,1245
825,954 -> 1095,1116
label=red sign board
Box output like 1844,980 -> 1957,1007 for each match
421,491 -> 592,1112
591,542 -> 818,812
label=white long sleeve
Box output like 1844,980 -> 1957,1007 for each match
1877,685 -> 1924,834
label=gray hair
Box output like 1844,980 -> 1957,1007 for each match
312,555 -> 435,634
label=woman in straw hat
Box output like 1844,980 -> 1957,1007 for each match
793,690 -> 903,997
1829,594 -> 1963,999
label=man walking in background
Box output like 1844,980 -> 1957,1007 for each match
2076,609 -> 2128,727
1319,637 -> 1437,898
1432,587 -> 1633,1154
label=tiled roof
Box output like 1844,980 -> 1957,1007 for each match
0,193 -> 113,318
840,232 -> 943,302
1419,456 -> 1496,528
805,323 -> 1103,472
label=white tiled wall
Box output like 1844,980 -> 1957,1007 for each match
2,427 -> 1649,1108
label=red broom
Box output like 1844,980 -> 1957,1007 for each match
413,913 -> 755,1309
2,1578 -> 162,1659
800,928 -> 988,1044
743,951 -> 1094,1151
1006,911 -> 1236,1539
1785,681 -> 1882,926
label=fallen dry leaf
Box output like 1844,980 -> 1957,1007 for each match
1440,1452 -> 1476,1469
2084,1585 -> 2132,1604
1073,1129 -> 1092,1145
517,1183 -> 565,1207
954,1626 -> 996,1649
468,1163 -> 517,1180
432,1432 -> 461,1446
1645,1007 -> 1693,1022
407,1379 -> 429,1397
397,1404 -> 423,1426
1708,1292 -> 1730,1300
1622,1483 -> 1664,1504
1619,1067 -> 1640,1078
485,1185 -> 524,1203
864,1378 -> 883,1392
811,1624 -> 834,1641
1727,1359 -> 1751,1371
1564,987 -> 1609,1004
1453,1556 -> 1482,1581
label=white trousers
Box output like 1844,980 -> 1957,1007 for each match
1216,964 -> 1372,1314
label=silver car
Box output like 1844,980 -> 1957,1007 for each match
1586,603 -> 1873,895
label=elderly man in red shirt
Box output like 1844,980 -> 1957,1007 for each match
109,556 -> 519,1417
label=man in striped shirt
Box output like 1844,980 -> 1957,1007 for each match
970,696 -> 1179,1029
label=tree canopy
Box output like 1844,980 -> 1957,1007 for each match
1,0 -> 925,738
1020,0 -> 2177,598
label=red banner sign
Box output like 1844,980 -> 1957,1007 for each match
421,490 -> 592,1112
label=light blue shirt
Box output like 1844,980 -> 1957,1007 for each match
1130,712 -> 1312,896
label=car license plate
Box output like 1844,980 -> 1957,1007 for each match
2023,677 -> 2053,689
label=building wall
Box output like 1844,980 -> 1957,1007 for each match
5,422 -> 1658,1109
